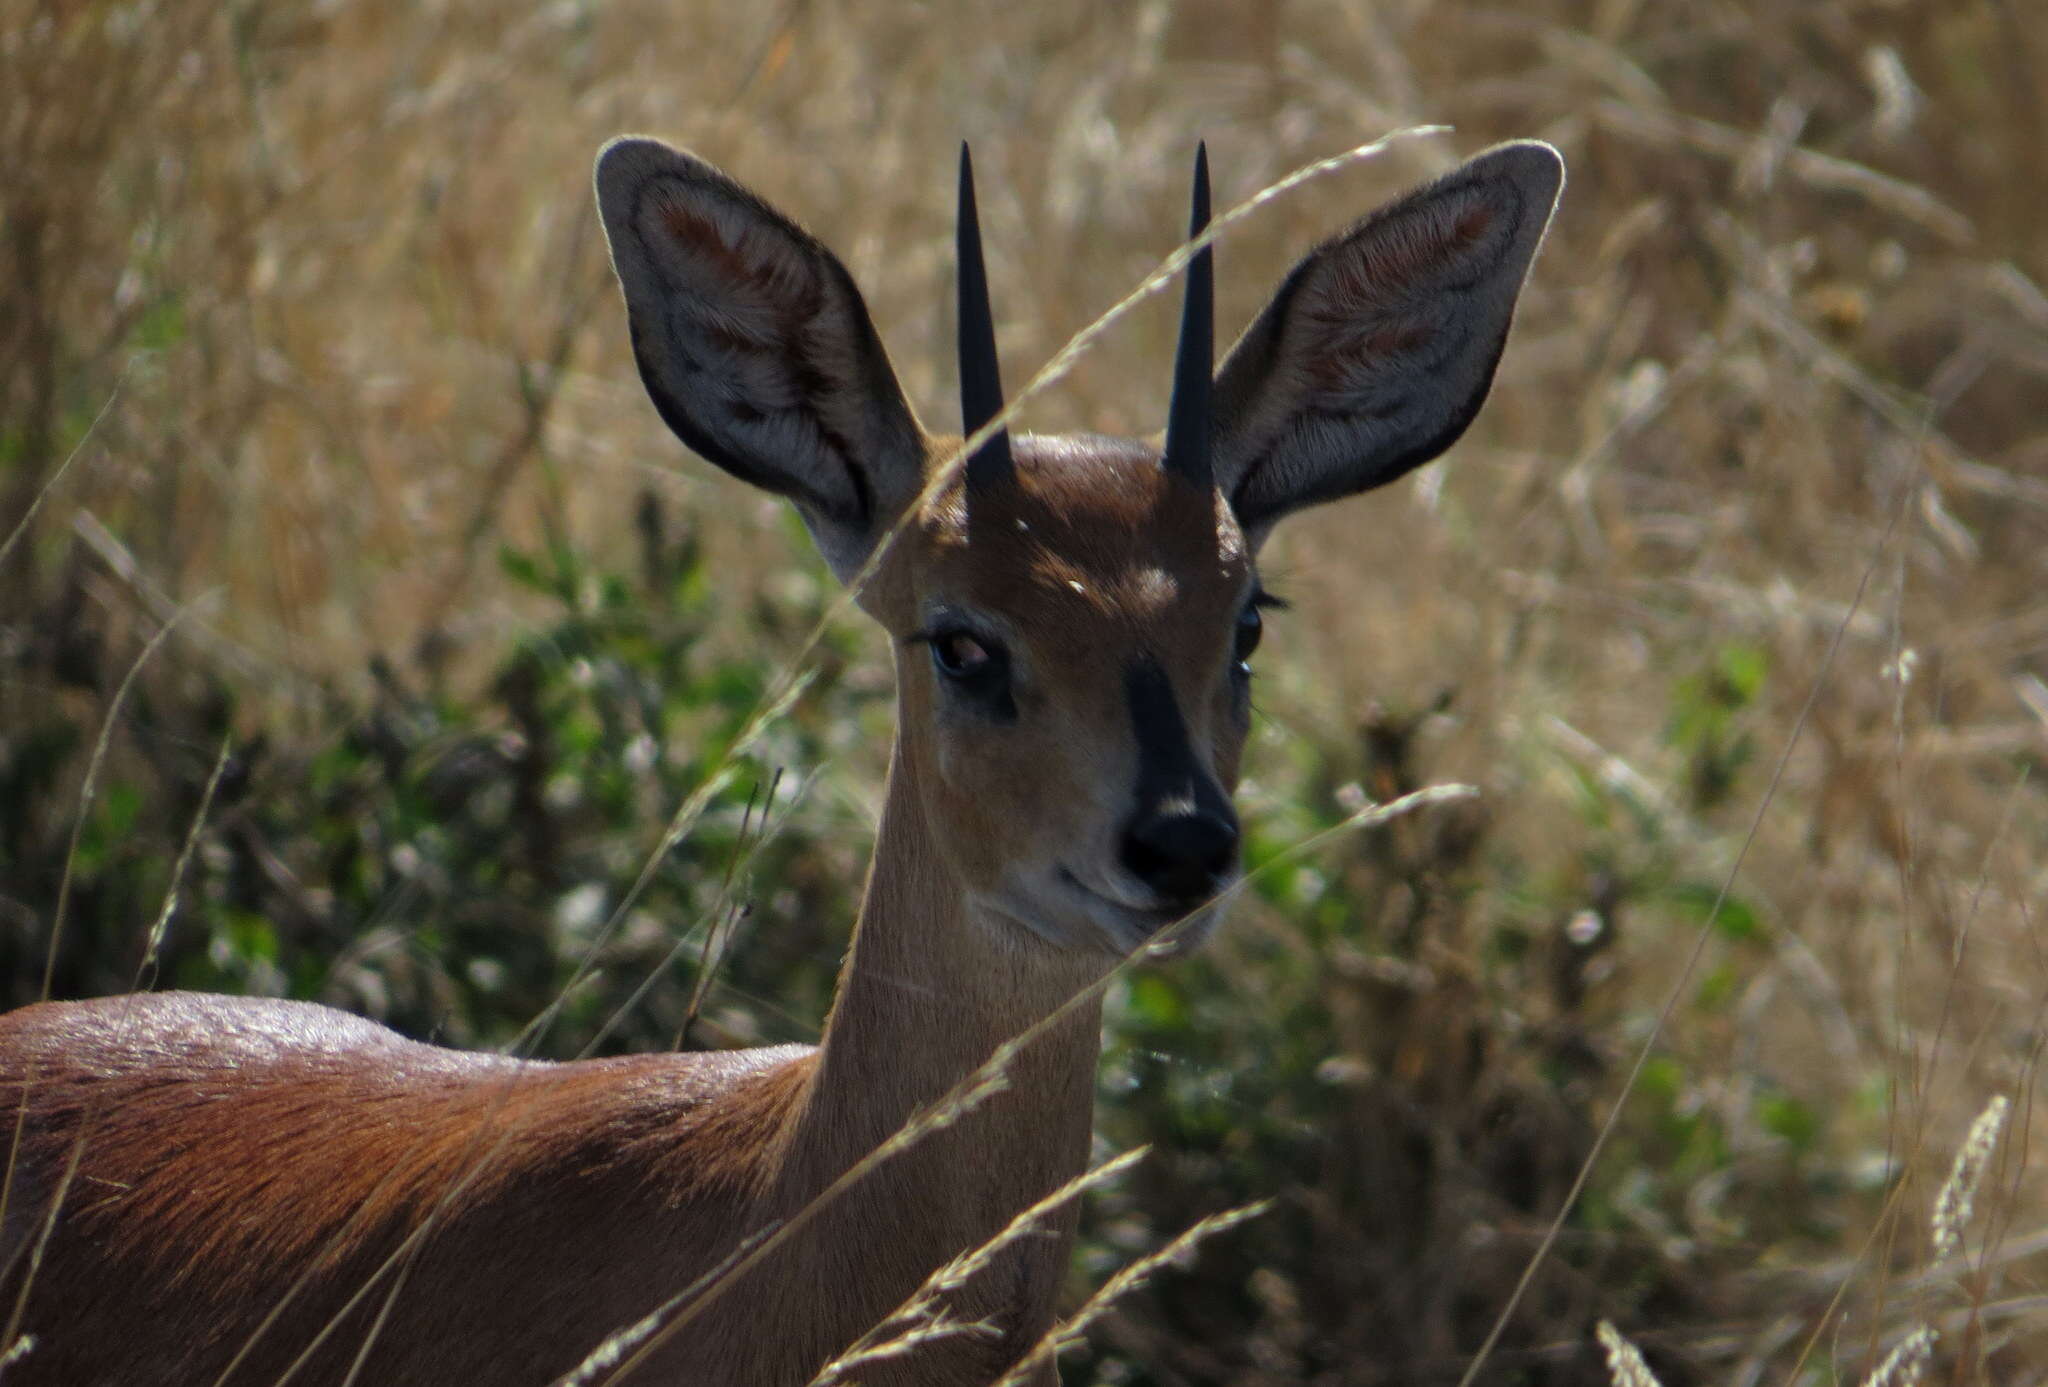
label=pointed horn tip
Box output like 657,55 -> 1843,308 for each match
955,137 -> 1012,489
1161,140 -> 1215,490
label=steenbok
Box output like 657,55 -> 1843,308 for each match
0,134 -> 1561,1385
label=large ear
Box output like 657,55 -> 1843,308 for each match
1211,141 -> 1562,542
594,137 -> 927,583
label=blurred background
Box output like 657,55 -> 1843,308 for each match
2,1 -> 2044,1383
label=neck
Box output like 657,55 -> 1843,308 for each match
773,736 -> 1106,1370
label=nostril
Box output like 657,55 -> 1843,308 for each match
1121,811 -> 1239,905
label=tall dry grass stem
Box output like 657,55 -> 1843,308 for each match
572,783 -> 1475,1385
805,1147 -> 1151,1385
0,1332 -> 32,1372
37,605 -> 197,999
1931,1095 -> 2011,1268
2,602 -> 219,1355
990,1201 -> 1271,1386
1595,1321 -> 1664,1387
11,5 -> 2047,1376
0,384 -> 119,575
1458,487 -> 1913,1387
1859,1327 -> 1936,1387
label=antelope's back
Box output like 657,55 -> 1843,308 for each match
0,992 -> 813,1385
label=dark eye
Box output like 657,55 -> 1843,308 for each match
932,631 -> 993,678
926,628 -> 1016,718
1233,603 -> 1264,668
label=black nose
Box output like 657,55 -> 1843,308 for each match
1121,808 -> 1239,907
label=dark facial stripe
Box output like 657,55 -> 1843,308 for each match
1124,656 -> 1235,828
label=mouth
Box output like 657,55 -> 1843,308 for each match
1055,867 -> 1224,956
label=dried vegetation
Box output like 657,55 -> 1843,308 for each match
2,0 -> 2044,1383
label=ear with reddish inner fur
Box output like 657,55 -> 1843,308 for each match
595,136 -> 927,584
1210,140 -> 1563,543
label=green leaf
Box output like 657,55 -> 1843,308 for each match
130,295 -> 187,352
1668,881 -> 1764,941
100,782 -> 143,838
1639,1054 -> 1684,1104
1715,642 -> 1768,705
1758,1091 -> 1820,1151
498,544 -> 547,593
1694,962 -> 1738,1010
1126,972 -> 1189,1032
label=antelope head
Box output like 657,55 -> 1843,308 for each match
595,136 -> 1560,961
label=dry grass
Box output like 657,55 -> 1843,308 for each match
3,0 -> 2046,1382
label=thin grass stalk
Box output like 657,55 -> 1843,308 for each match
990,1200 -> 1271,1386
1784,773 -> 2033,1386
0,729 -> 232,1318
1596,1321 -> 1665,1387
1932,1096 -> 2011,1267
1859,1327 -> 1936,1387
577,784 -> 1473,1385
552,1228 -> 784,1387
0,1331 -> 33,1372
0,381 -> 120,573
578,774 -> 781,1062
1,599 -> 210,1350
134,731 -> 235,989
807,1147 -> 1151,1385
1459,485 -> 1913,1387
39,604 -> 197,998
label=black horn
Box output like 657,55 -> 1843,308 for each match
1161,142 -> 1213,489
957,143 -> 1013,493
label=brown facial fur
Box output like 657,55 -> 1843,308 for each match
868,434 -> 1254,937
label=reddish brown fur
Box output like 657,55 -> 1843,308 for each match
1,995 -> 815,1384
0,438 -> 1217,1387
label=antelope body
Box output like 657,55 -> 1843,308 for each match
0,134 -> 1560,1385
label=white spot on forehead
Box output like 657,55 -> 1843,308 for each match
1067,579 -> 1086,596
1135,567 -> 1178,606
